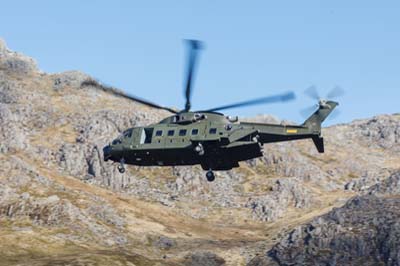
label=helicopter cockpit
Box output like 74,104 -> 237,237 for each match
112,128 -> 133,145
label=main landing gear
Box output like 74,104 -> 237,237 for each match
117,158 -> 125,174
206,170 -> 215,182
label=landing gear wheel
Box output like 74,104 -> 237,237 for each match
118,158 -> 126,174
118,165 -> 125,174
206,170 -> 215,182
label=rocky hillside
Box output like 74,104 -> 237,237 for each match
0,39 -> 399,266
249,171 -> 400,266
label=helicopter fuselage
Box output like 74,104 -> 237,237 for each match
103,106 -> 334,171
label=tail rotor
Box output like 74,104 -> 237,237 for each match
301,85 -> 344,120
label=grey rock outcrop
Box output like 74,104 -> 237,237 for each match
0,38 -> 38,74
368,171 -> 400,196
263,170 -> 400,266
184,251 -> 226,266
356,115 -> 400,151
245,178 -> 313,221
0,104 -> 27,152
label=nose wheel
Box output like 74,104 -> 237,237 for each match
206,170 -> 215,182
118,158 -> 125,174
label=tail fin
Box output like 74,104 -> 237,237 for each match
312,136 -> 324,153
303,100 -> 338,153
302,100 -> 338,132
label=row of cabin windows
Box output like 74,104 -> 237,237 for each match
154,128 -> 217,137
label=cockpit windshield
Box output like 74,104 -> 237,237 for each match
112,129 -> 133,145
112,138 -> 121,145
123,129 -> 133,138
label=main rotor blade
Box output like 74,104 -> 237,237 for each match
111,89 -> 178,113
326,86 -> 345,99
184,40 -> 203,112
204,91 -> 296,112
304,85 -> 320,100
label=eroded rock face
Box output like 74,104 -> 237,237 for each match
368,171 -> 400,196
184,251 -> 226,266
0,193 -> 79,226
356,115 -> 400,151
0,104 -> 27,152
0,39 -> 38,74
263,171 -> 400,266
52,71 -> 91,91
245,178 -> 313,221
0,157 -> 130,247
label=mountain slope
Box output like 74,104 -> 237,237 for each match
0,39 -> 399,266
262,171 -> 400,266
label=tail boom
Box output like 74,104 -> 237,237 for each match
240,100 -> 338,153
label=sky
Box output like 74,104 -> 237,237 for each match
1,0 -> 399,125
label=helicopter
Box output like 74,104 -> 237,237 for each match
102,40 -> 339,182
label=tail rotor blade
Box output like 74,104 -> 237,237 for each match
304,85 -> 320,100
327,109 -> 341,120
326,86 -> 345,99
300,105 -> 318,118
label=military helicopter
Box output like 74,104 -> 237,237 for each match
103,40 -> 339,182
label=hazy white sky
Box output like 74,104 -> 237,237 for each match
2,0 -> 399,125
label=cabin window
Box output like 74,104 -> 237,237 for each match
155,130 -> 163,136
209,128 -> 217,134
140,128 -> 153,144
191,129 -> 199,135
179,129 -> 187,136
167,130 -> 175,136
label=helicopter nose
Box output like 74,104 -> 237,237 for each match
103,145 -> 112,161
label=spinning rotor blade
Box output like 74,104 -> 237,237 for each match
304,85 -> 320,100
300,104 -> 318,118
205,91 -> 296,112
112,90 -> 178,113
326,85 -> 345,99
184,40 -> 203,112
300,85 -> 345,120
327,109 -> 341,120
